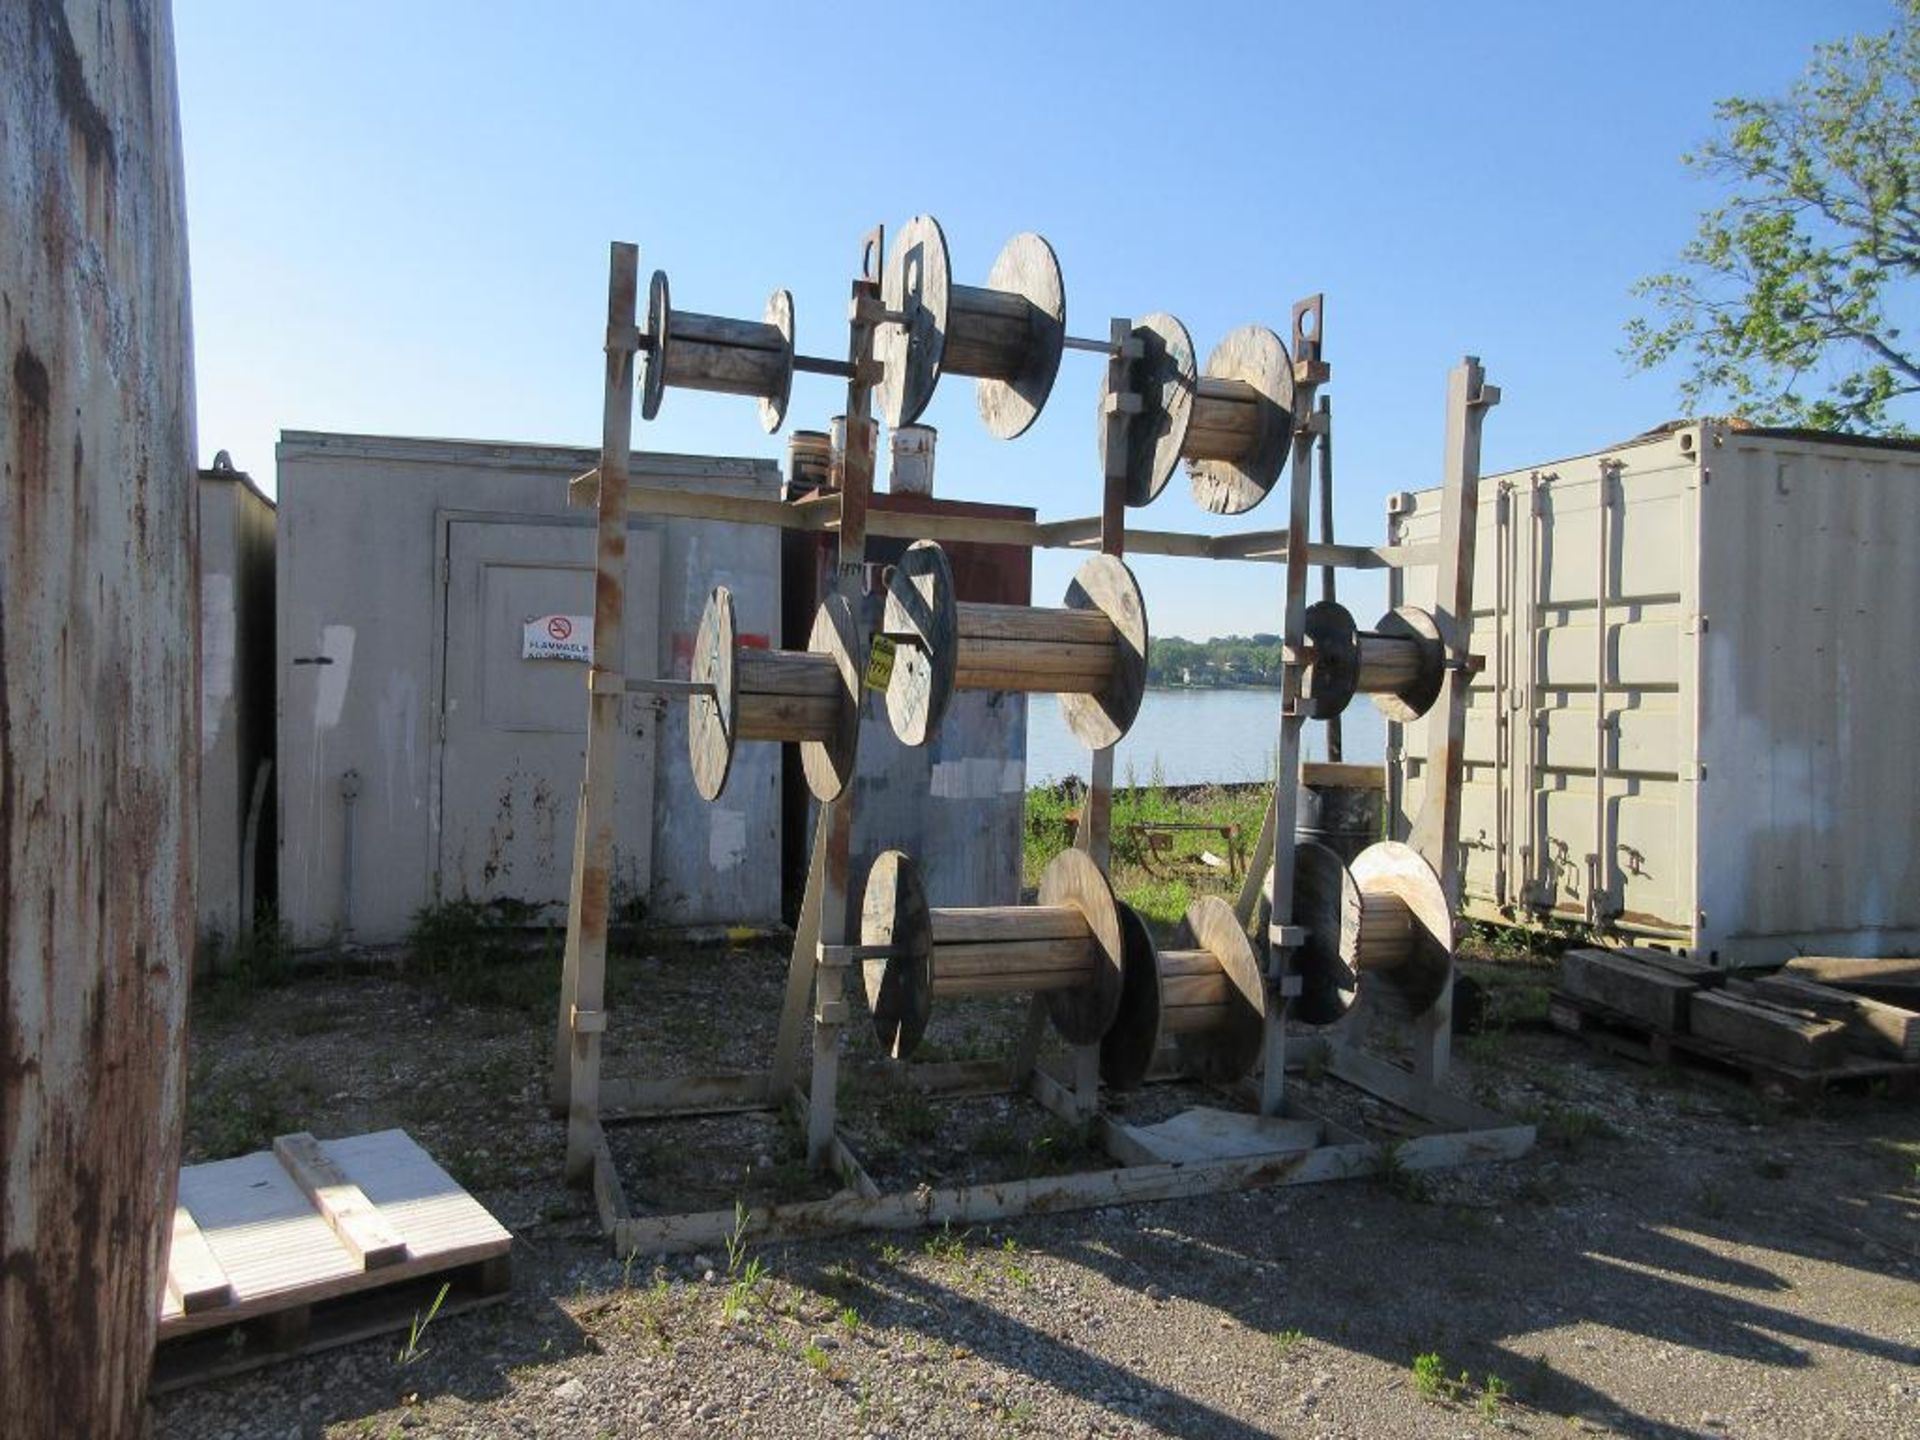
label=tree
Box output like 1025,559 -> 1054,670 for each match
1625,3 -> 1919,434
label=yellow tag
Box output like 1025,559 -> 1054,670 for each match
864,635 -> 897,691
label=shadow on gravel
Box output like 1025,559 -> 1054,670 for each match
1028,1078 -> 1920,1439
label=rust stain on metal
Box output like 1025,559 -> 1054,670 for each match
3,3 -> 196,1435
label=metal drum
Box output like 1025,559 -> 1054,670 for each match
1294,781 -> 1381,864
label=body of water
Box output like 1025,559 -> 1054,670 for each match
1024,687 -> 1386,787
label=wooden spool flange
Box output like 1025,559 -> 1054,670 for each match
1348,840 -> 1454,1020
641,270 -> 796,434
1100,896 -> 1266,1090
688,587 -> 861,803
859,848 -> 1126,1061
1100,315 -> 1296,514
877,216 -> 1067,439
1301,600 -> 1446,721
880,540 -> 1148,751
1277,839 -> 1454,1024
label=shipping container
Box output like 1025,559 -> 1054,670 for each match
197,454 -> 277,957
1389,422 -> 1920,967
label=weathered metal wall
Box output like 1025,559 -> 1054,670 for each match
275,433 -> 784,946
1,2 -> 197,1434
1393,422 -> 1920,966
196,461 -> 276,954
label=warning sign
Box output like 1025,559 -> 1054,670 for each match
523,614 -> 593,662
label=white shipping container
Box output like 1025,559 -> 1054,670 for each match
1389,421 -> 1920,967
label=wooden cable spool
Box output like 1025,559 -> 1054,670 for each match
1301,600 -> 1446,721
860,849 -> 1126,1061
687,587 -> 860,802
879,540 -> 1147,751
1099,313 -> 1296,513
877,215 -> 1066,439
640,270 -> 796,434
1100,897 -> 1266,1090
1284,839 -> 1454,1023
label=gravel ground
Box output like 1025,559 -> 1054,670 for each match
155,943 -> 1920,1439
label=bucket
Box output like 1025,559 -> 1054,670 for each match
889,424 -> 937,496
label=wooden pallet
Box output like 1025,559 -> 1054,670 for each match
153,1129 -> 513,1391
1549,992 -> 1920,1101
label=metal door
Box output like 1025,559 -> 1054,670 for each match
437,518 -> 660,915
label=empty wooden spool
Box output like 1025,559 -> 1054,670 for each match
1301,600 -> 1446,721
688,587 -> 860,803
1099,313 -> 1296,513
877,215 -> 1066,439
1285,839 -> 1454,1023
641,270 -> 796,434
1100,896 -> 1266,1090
880,540 -> 1147,751
860,848 -> 1126,1061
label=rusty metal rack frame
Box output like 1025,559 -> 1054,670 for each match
552,230 -> 1532,1257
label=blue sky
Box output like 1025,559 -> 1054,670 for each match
174,1 -> 1892,640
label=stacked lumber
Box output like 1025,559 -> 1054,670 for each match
1779,956 -> 1920,1009
1554,947 -> 1920,1082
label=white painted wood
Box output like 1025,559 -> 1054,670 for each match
158,1130 -> 511,1340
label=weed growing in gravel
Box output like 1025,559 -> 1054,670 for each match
724,1200 -> 752,1275
998,1237 -> 1034,1289
722,1257 -> 768,1323
1411,1352 -> 1447,1400
1377,1143 -> 1434,1204
874,1241 -> 905,1265
1479,1374 -> 1510,1418
396,1281 -> 451,1365
1271,1328 -> 1306,1356
801,1340 -> 832,1375
837,1303 -> 861,1334
189,1057 -> 317,1160
403,897 -> 553,1009
1520,1102 -> 1617,1151
924,1222 -> 969,1262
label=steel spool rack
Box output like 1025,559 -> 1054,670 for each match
551,218 -> 1533,1255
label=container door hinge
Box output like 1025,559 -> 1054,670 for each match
1683,614 -> 1708,635
1683,761 -> 1706,781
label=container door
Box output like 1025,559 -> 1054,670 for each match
1526,448 -> 1696,937
437,519 -> 660,916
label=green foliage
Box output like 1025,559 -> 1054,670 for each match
1626,3 -> 1920,432
194,913 -> 295,1020
396,1281 -> 451,1364
1411,1351 -> 1448,1400
1147,633 -> 1287,688
403,897 -> 556,1009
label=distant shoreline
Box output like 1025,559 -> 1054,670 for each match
1146,681 -> 1283,693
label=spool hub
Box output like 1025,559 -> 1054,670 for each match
1286,840 -> 1363,1025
